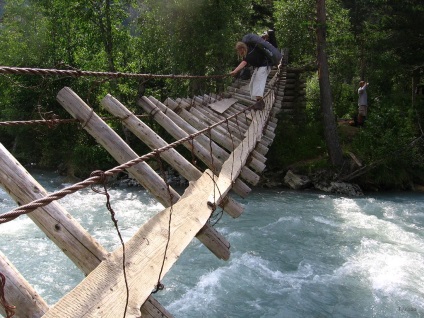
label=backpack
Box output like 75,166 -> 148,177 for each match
242,33 -> 282,66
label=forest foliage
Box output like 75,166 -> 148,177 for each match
0,0 -> 423,190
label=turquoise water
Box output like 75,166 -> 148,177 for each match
1,170 -> 424,317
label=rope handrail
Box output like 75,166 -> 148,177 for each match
0,115 -> 149,127
0,66 -> 228,80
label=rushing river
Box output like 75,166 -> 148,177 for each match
1,169 -> 424,318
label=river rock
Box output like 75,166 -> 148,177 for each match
284,170 -> 312,190
313,181 -> 363,196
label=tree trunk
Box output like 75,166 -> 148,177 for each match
316,0 -> 344,166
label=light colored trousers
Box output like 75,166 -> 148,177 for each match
249,66 -> 271,100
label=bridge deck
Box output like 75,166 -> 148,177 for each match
0,65 -> 286,318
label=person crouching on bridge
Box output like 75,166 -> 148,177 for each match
230,41 -> 271,109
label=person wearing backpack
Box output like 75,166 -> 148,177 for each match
230,33 -> 282,109
229,41 -> 271,109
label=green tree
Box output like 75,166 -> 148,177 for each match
316,0 -> 343,166
0,0 -> 139,175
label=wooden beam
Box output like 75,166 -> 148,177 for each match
57,87 -> 230,261
200,94 -> 275,148
57,87 -> 180,207
149,96 -> 267,180
100,94 -> 243,219
0,251 -> 49,318
168,97 -> 268,157
168,99 -> 266,175
0,144 -> 106,273
137,96 -> 251,199
208,91 -> 274,207
191,98 -> 272,163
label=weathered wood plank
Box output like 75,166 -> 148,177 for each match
149,96 -> 264,182
192,99 -> 271,160
139,297 -> 174,318
57,87 -> 180,207
137,96 -> 251,198
0,144 -> 106,273
208,97 -> 238,113
208,91 -> 274,207
207,94 -> 278,135
191,97 -> 270,168
185,106 -> 267,173
169,100 -> 266,176
0,251 -> 48,318
42,170 -> 222,318
101,94 -> 243,218
57,87 -> 230,261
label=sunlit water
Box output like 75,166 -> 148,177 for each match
1,169 -> 423,317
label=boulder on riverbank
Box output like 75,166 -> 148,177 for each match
312,180 -> 364,196
284,169 -> 363,196
283,170 -> 312,190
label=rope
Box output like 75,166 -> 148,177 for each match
0,115 -> 149,127
151,152 -> 173,294
0,102 -> 262,224
0,66 -> 228,80
90,171 -> 129,318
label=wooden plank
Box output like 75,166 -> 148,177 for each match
57,87 -> 180,207
0,251 -> 49,318
101,94 -> 243,219
190,99 -> 268,172
155,95 -> 268,184
192,96 -> 269,157
57,87 -> 230,261
0,144 -> 106,273
186,106 -> 267,173
139,298 -> 174,318
42,170 -> 223,318
208,91 -> 274,207
191,102 -> 245,140
240,84 -> 250,92
137,96 -> 251,199
163,98 -> 264,184
196,96 -> 277,147
207,94 -> 276,134
208,98 -> 238,113
210,97 -> 279,157
221,101 -> 277,138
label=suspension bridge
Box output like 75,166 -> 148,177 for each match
0,58 -> 307,317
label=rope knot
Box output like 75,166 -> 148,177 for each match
152,282 -> 164,294
90,170 -> 107,184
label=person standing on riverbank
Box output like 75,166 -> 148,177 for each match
357,81 -> 369,126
